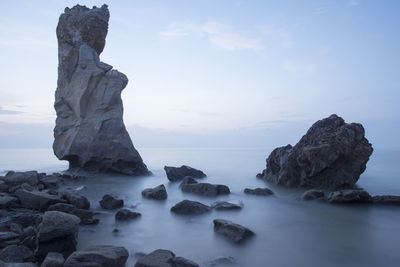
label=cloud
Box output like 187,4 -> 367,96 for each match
159,21 -> 262,51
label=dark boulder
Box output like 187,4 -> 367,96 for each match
2,171 -> 39,187
257,115 -> 373,190
372,195 -> 400,205
164,166 -> 206,182
134,249 -> 198,267
0,193 -> 19,209
99,195 -> 123,209
115,209 -> 141,221
244,188 -> 274,196
38,176 -> 60,189
212,201 -> 242,210
141,185 -> 167,200
213,219 -> 254,243
0,232 -> 20,249
15,189 -> 65,211
301,189 -> 325,200
170,200 -> 211,215
59,190 -> 90,210
40,252 -> 64,267
327,189 -> 372,203
180,179 -> 230,197
0,245 -> 34,263
47,203 -> 99,225
64,245 -> 128,267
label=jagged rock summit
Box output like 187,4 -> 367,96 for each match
257,114 -> 373,190
53,4 -> 149,175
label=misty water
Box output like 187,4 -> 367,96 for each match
1,148 -> 399,267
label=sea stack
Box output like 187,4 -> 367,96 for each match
257,114 -> 373,190
53,5 -> 149,175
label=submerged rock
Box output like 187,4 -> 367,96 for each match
257,114 -> 373,190
115,209 -> 141,221
170,200 -> 211,215
244,188 -> 274,196
164,166 -> 206,182
212,201 -> 243,210
141,184 -> 167,200
134,249 -> 198,267
99,194 -> 123,209
327,189 -> 372,203
64,245 -> 128,267
180,178 -> 230,197
372,195 -> 400,205
213,219 -> 254,243
53,4 -> 149,175
301,189 -> 325,201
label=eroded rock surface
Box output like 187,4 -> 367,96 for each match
53,4 -> 148,175
257,114 -> 373,190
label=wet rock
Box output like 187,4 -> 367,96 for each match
39,176 -> 59,189
15,189 -> 65,211
134,249 -> 199,267
141,184 -> 167,200
164,166 -> 206,182
257,114 -> 373,190
0,232 -> 20,249
115,209 -> 141,221
47,203 -> 99,225
327,189 -> 372,203
0,245 -> 34,263
0,181 -> 9,192
212,201 -> 242,210
99,195 -> 123,209
0,193 -> 19,209
36,211 -> 80,261
53,4 -> 149,175
205,256 -> 237,266
180,179 -> 230,197
40,252 -> 64,267
213,219 -> 254,243
11,213 -> 42,228
301,189 -> 325,200
64,245 -> 128,267
170,200 -> 211,215
59,190 -> 90,209
372,195 -> 400,205
244,188 -> 274,196
2,171 -> 39,187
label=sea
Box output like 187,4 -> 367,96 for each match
0,147 -> 399,267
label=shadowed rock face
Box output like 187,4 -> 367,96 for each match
53,4 -> 149,175
257,114 -> 373,190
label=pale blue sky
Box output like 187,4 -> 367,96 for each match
0,0 -> 399,148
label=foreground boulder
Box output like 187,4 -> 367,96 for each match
134,249 -> 198,267
64,245 -> 128,267
53,4 -> 149,175
15,189 -> 65,211
141,185 -> 167,200
170,200 -> 211,215
180,177 -> 230,197
327,189 -> 372,203
99,195 -> 123,209
257,114 -> 373,190
115,209 -> 141,221
244,188 -> 274,196
213,219 -> 254,243
35,211 -> 80,261
164,166 -> 206,181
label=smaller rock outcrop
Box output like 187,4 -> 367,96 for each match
180,178 -> 230,197
170,200 -> 211,215
257,114 -> 373,190
327,189 -> 372,203
164,166 -> 206,182
99,195 -> 123,209
211,201 -> 243,210
64,245 -> 129,267
244,188 -> 274,196
141,185 -> 167,200
115,209 -> 141,221
134,249 -> 198,267
59,190 -> 90,210
213,219 -> 254,243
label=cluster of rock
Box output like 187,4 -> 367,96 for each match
53,4 -> 149,176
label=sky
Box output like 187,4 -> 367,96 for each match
0,0 -> 399,149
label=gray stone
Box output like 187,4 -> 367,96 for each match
0,245 -> 33,263
53,4 -> 149,175
257,114 -> 373,190
0,193 -> 19,209
0,232 -> 20,249
180,179 -> 230,197
36,211 -> 80,261
59,190 -> 90,209
212,201 -> 242,210
134,249 -> 199,267
40,252 -> 64,267
99,195 -> 123,209
115,209 -> 141,221
142,184 -> 167,200
372,195 -> 400,205
327,189 -> 372,203
2,171 -> 38,187
15,189 -> 65,211
170,200 -> 211,215
0,181 -> 9,192
301,189 -> 325,200
213,219 -> 254,243
244,187 -> 274,196
1,263 -> 38,267
39,176 -> 59,189
179,177 -> 198,187
47,203 -> 99,225
164,166 -> 206,182
64,245 -> 128,267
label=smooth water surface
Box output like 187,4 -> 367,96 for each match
0,148 -> 399,267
